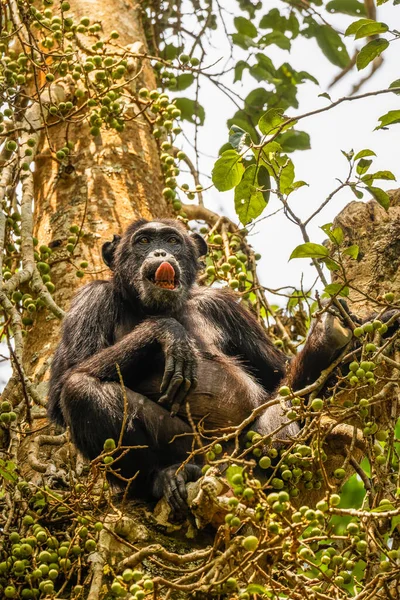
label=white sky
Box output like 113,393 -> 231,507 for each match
179,1 -> 400,295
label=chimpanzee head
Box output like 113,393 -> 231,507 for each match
102,219 -> 207,312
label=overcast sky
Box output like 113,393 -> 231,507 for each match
179,1 -> 399,295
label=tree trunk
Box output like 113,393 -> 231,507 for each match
24,0 -> 169,380
333,189 -> 400,316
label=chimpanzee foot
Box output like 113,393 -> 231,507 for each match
315,299 -> 353,351
152,463 -> 202,517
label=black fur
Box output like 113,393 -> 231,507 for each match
48,219 -> 352,513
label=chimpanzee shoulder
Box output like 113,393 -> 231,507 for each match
188,286 -> 287,387
47,279 -> 117,426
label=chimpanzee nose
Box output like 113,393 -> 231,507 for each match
153,250 -> 167,257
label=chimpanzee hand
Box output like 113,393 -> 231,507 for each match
158,331 -> 198,416
152,463 -> 202,518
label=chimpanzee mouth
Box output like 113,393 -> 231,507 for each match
148,261 -> 180,291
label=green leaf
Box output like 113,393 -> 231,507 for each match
174,98 -> 205,125
391,515 -> 400,534
350,185 -> 364,199
376,110 -> 400,129
245,87 -> 271,114
362,170 -> 396,185
356,158 -> 372,175
343,245 -> 359,259
256,53 -> 275,73
260,31 -> 291,50
259,108 -> 285,135
234,60 -> 248,82
325,283 -> 350,297
356,39 -> 389,70
297,70 -> 319,85
354,149 -> 376,160
212,149 -> 244,192
342,149 -> 354,161
280,159 -> 295,194
234,16 -> 258,38
368,186 -> 390,210
371,502 -> 394,512
320,222 -> 333,235
260,8 -> 286,31
234,165 -> 269,224
389,79 -> 400,95
289,242 -> 329,260
354,21 -> 388,39
287,12 -> 300,38
326,0 -> 366,16
345,18 -> 375,36
258,165 -> 272,203
229,125 -> 250,150
324,258 -> 341,271
321,223 -> 343,244
0,461 -> 17,482
249,64 -> 275,83
332,226 -> 344,244
161,44 -> 182,60
232,33 -> 257,50
246,584 -> 270,595
314,25 -> 350,68
278,130 -> 311,152
249,53 -> 276,82
174,73 -> 194,91
370,170 -> 396,181
228,110 -> 259,143
291,180 -> 308,191
259,141 -> 282,156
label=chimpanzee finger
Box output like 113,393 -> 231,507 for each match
170,478 -> 188,512
159,359 -> 184,405
165,482 -> 181,514
170,371 -> 192,416
160,354 -> 176,396
185,463 -> 202,482
188,358 -> 198,390
176,473 -> 188,501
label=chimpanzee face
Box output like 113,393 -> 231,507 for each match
103,219 -> 207,313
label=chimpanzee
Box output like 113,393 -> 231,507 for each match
48,218 -> 352,513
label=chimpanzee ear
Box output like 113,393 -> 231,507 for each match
190,232 -> 208,257
102,234 -> 121,270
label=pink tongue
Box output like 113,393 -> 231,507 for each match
155,262 -> 175,284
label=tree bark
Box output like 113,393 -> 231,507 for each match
24,0 -> 169,379
333,189 -> 400,316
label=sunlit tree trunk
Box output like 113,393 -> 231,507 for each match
22,0 -> 169,379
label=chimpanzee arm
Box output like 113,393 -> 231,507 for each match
288,307 -> 352,390
48,281 -> 116,426
48,281 -> 198,426
197,289 -> 286,393
289,306 -> 399,391
74,316 -> 197,400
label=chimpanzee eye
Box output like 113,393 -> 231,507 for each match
138,236 -> 150,244
168,236 -> 180,244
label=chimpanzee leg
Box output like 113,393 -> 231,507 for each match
60,372 -> 201,510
